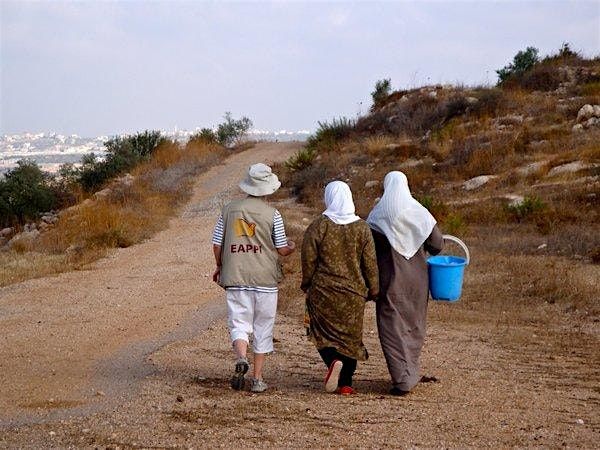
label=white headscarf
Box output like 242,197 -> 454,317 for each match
367,171 -> 436,259
322,181 -> 361,225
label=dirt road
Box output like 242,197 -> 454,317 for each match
1,142 -> 598,448
0,142 -> 301,426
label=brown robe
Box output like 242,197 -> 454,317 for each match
372,226 -> 443,391
301,216 -> 379,361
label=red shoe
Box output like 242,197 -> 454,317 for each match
337,386 -> 355,395
324,360 -> 343,393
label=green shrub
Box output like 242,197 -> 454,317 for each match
442,213 -> 467,236
542,42 -> 582,64
188,128 -> 217,145
371,79 -> 392,111
496,46 -> 540,85
306,117 -> 356,152
285,147 -> 317,172
216,112 -> 253,147
0,160 -> 56,226
285,117 -> 355,172
76,130 -> 168,192
506,196 -> 547,221
417,195 -> 448,219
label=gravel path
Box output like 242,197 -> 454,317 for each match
0,142 -> 301,427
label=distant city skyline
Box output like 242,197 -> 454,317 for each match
1,1 -> 599,137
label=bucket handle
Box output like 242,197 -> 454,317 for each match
442,234 -> 470,265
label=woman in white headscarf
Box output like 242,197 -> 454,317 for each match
367,171 -> 443,396
301,181 -> 379,395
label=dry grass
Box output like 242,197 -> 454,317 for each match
275,62 -> 600,360
0,142 -> 230,287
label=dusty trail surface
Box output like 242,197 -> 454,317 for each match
1,142 -> 598,448
0,142 -> 300,425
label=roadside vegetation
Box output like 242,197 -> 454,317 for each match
0,113 -> 253,286
273,44 -> 600,339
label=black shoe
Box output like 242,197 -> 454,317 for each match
230,357 -> 249,390
389,387 -> 410,396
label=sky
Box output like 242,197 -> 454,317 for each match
1,1 -> 599,137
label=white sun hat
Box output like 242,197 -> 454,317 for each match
239,163 -> 282,196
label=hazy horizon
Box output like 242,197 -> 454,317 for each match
1,1 -> 599,137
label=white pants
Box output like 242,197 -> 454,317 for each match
226,289 -> 278,354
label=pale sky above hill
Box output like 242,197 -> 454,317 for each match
1,1 -> 599,137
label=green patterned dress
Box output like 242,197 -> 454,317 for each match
301,215 -> 379,361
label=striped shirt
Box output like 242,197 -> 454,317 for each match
212,210 -> 288,293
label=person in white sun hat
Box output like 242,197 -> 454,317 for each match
212,163 -> 296,393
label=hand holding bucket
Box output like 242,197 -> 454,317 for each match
427,235 -> 470,302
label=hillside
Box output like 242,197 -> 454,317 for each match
279,49 -> 600,265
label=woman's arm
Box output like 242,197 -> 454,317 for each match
361,227 -> 380,299
424,225 -> 444,255
300,222 -> 319,292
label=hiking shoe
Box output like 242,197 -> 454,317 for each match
250,378 -> 268,393
337,386 -> 355,395
324,360 -> 343,393
230,357 -> 249,391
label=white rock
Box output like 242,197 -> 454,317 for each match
385,143 -> 404,151
585,117 -> 600,127
547,161 -> 598,177
399,158 -> 424,169
427,90 -> 437,99
94,188 -> 112,200
0,227 -> 13,237
118,173 -> 135,187
529,140 -> 548,149
504,194 -> 525,207
537,243 -> 547,250
594,105 -> 600,117
516,161 -> 546,177
41,214 -> 58,224
7,230 -> 40,249
364,180 -> 379,188
572,123 -> 584,133
577,104 -> 595,123
463,175 -> 497,191
576,418 -> 584,425
466,97 -> 479,105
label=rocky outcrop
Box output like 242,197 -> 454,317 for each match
6,230 -> 40,250
546,161 -> 599,177
463,175 -> 498,191
503,194 -> 525,207
574,104 -> 600,132
516,161 -> 547,177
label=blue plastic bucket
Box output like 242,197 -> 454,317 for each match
427,235 -> 470,302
